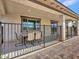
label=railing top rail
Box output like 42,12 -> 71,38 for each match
1,22 -> 62,27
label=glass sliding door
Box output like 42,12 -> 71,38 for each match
22,20 -> 34,30
51,21 -> 58,34
72,21 -> 77,36
66,20 -> 73,38
21,17 -> 40,31
66,20 -> 77,39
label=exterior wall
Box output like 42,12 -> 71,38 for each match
3,0 -> 77,24
0,0 -> 78,42
0,15 -> 52,42
2,0 -> 61,24
0,14 -> 21,23
0,0 -> 5,16
0,0 -> 78,23
0,14 -> 53,42
0,15 -> 21,42
6,0 -> 77,20
0,0 -> 62,42
1,0 -> 61,41
41,18 -> 50,25
5,0 -> 62,15
41,18 -> 51,36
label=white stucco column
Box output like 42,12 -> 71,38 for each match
0,0 -> 6,15
60,15 -> 66,41
77,20 -> 79,36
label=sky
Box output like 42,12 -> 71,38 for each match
57,0 -> 79,14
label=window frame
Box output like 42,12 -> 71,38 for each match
51,20 -> 58,33
21,16 -> 41,31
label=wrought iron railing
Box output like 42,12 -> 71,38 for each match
0,22 -> 77,59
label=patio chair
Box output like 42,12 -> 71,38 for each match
35,31 -> 42,44
15,32 -> 25,46
26,31 -> 35,46
0,36 -> 3,45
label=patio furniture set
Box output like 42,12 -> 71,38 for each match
15,30 -> 42,47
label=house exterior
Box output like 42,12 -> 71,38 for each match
0,0 -> 79,59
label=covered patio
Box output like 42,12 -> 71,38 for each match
0,0 -> 79,59
0,16 -> 78,59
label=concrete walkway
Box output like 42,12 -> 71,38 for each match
14,36 -> 79,59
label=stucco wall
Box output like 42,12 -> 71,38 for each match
0,14 -> 21,23
0,0 -> 77,42
0,13 -> 53,42
0,0 -> 5,16
0,0 -> 60,42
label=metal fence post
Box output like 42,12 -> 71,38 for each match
43,25 -> 45,48
0,22 -> 2,59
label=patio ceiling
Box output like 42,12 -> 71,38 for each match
1,0 -> 78,23
4,0 -> 62,22
29,0 -> 78,19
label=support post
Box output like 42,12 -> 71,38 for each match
0,0 -> 6,15
77,20 -> 79,36
0,22 -> 2,59
60,15 -> 66,41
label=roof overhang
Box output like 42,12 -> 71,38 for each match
29,0 -> 79,19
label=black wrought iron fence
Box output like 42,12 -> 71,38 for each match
0,22 -> 62,59
66,25 -> 78,39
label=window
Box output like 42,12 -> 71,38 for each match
21,17 -> 40,31
51,21 -> 58,33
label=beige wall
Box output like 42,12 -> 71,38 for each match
41,18 -> 51,25
0,0 -> 5,16
0,0 -> 78,42
0,14 -> 21,23
0,0 -> 77,24
0,0 -> 77,23
1,0 -> 60,25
